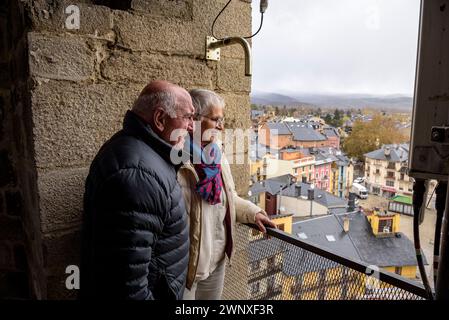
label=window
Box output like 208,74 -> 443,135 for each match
268,256 -> 276,266
378,219 -> 393,233
251,260 -> 260,272
399,187 -> 404,191
251,282 -> 260,295
400,173 -> 405,180
375,169 -> 380,174
395,267 -> 402,275
386,180 -> 394,187
267,276 -> 275,291
277,224 -> 285,231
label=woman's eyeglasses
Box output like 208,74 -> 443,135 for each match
201,115 -> 225,126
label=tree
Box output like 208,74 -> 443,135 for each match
342,114 -> 408,161
323,113 -> 333,125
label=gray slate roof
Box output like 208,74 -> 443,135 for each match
364,144 -> 409,162
248,237 -> 287,263
286,122 -> 327,142
249,175 -> 348,209
267,122 -> 291,135
290,212 -> 425,270
322,126 -> 339,138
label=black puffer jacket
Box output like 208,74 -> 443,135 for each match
81,110 -> 189,300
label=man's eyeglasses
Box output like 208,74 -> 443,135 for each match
201,115 -> 225,126
173,113 -> 195,122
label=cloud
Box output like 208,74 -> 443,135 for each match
251,0 -> 420,95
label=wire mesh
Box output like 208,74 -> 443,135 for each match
221,224 -> 426,300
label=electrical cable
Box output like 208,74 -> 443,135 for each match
211,0 -> 233,40
426,181 -> 438,208
412,179 -> 434,300
211,0 -> 265,40
244,13 -> 264,39
434,182 -> 446,287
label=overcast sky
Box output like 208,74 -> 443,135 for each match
251,0 -> 421,95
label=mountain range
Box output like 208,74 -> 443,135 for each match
251,92 -> 413,111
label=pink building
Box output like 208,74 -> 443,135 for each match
313,157 -> 333,193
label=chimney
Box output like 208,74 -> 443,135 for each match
343,216 -> 350,233
348,192 -> 356,212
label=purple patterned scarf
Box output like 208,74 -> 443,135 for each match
190,138 -> 223,205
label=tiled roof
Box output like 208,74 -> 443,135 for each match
364,144 -> 409,162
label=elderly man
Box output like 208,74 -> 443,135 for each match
81,80 -> 195,300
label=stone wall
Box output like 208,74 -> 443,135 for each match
0,0 -> 46,299
1,0 -> 253,299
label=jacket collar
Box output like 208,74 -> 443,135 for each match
122,110 -> 183,170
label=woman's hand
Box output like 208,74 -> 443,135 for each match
255,212 -> 277,234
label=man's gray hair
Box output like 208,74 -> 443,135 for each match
132,90 -> 177,118
189,89 -> 225,117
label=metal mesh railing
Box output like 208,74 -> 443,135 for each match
221,224 -> 428,300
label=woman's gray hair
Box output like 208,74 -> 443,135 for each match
189,89 -> 225,117
132,90 -> 177,118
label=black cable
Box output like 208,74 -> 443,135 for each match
413,179 -> 434,300
211,0 -> 233,40
244,13 -> 264,39
211,0 -> 265,40
426,181 -> 438,208
434,182 -> 446,287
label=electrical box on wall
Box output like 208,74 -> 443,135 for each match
409,0 -> 449,180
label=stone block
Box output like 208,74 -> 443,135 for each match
220,93 -> 251,129
131,0 -> 193,20
28,32 -> 94,81
13,244 -> 28,271
113,10 -> 200,54
0,15 -> 9,62
0,94 -> 5,138
101,50 -> 214,88
5,190 -> 23,217
27,1 -> 113,39
0,62 -> 10,88
0,215 -> 24,241
31,80 -> 142,169
43,230 -> 81,300
0,271 -> 30,299
229,161 -> 250,196
0,191 -> 3,214
217,58 -> 251,93
0,242 -> 12,269
0,150 -> 16,188
38,168 -> 87,233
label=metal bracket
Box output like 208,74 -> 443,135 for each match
431,126 -> 449,144
206,36 -> 221,61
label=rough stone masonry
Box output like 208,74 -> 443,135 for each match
0,0 -> 253,299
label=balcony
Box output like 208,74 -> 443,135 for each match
387,163 -> 396,170
223,225 -> 429,300
251,284 -> 283,300
385,175 -> 395,180
249,263 -> 283,284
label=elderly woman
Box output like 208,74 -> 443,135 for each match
178,89 -> 275,300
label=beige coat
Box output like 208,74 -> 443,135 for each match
177,155 -> 264,289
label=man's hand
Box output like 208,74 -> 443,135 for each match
255,212 -> 277,234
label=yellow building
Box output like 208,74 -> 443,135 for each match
246,209 -> 423,300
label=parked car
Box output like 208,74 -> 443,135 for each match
354,177 -> 365,184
